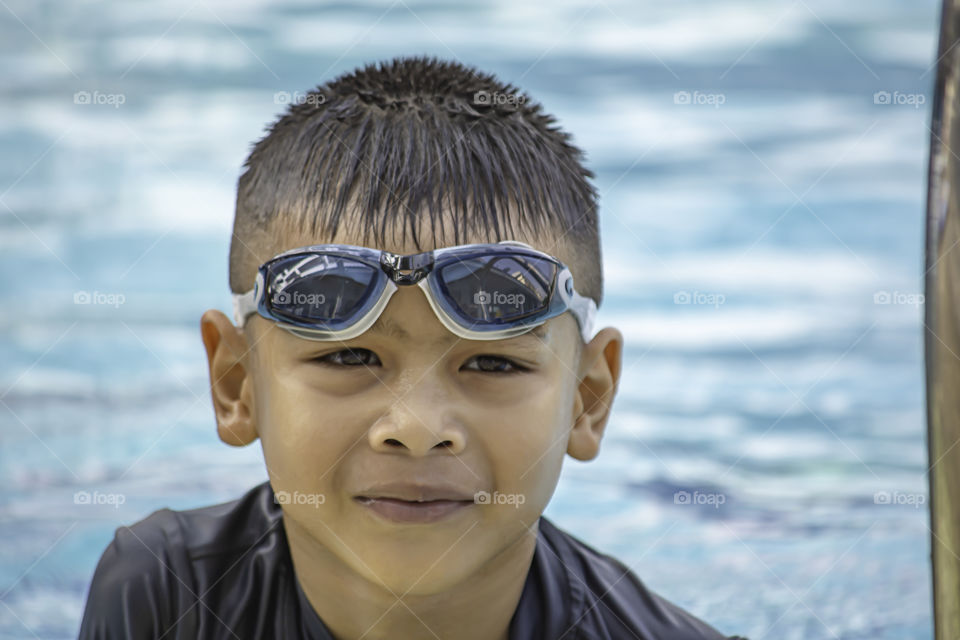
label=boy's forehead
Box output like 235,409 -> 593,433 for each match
267,221 -> 564,262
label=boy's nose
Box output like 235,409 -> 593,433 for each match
367,397 -> 467,457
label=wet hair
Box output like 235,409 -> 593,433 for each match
230,54 -> 603,315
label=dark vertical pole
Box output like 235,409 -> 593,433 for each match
926,2 -> 960,638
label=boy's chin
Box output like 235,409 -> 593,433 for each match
356,556 -> 481,596
284,497 -> 540,591
345,517 -> 540,593
304,516 -> 500,594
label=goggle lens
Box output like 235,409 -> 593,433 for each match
436,254 -> 557,326
264,254 -> 381,327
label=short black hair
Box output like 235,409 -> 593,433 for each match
230,54 -> 603,314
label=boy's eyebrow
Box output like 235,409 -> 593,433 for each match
368,317 -> 549,347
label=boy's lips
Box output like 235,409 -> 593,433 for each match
353,482 -> 477,524
354,481 -> 477,502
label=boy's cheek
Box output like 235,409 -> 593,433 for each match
488,401 -> 569,472
255,396 -> 357,506
260,418 -> 352,488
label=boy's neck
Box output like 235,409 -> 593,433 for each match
284,517 -> 539,640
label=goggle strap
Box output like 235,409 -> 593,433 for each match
233,271 -> 264,326
570,291 -> 598,342
557,267 -> 597,342
233,290 -> 256,326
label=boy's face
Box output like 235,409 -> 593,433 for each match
201,223 -> 623,596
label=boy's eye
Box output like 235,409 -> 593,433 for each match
312,350 -> 525,374
314,348 -> 381,367
462,354 -> 526,374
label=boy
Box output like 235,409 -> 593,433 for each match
79,55 -> 744,640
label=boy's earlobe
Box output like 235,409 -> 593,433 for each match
200,309 -> 259,447
567,327 -> 624,461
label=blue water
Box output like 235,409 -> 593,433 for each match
0,1 -> 938,638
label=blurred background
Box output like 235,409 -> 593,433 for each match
0,0 -> 938,638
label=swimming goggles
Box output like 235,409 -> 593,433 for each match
232,240 -> 597,342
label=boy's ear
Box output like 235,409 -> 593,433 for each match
567,327 -> 623,461
200,309 -> 259,447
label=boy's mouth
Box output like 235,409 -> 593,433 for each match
353,482 -> 477,524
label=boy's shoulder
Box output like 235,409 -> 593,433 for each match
77,481 -> 310,639
91,478 -> 285,580
530,517 -> 745,640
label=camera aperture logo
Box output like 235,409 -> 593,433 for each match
272,290 -> 326,307
74,490 -> 126,509
673,90 -> 725,108
673,290 -> 725,308
74,90 -> 125,108
472,90 -> 526,107
473,290 -> 526,308
674,490 -> 726,509
274,91 -> 326,107
873,290 -> 923,308
474,490 -> 525,508
274,490 -> 325,507
74,290 -> 126,308
873,490 -> 925,508
873,90 -> 925,109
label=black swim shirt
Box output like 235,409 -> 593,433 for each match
78,481 -> 746,639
